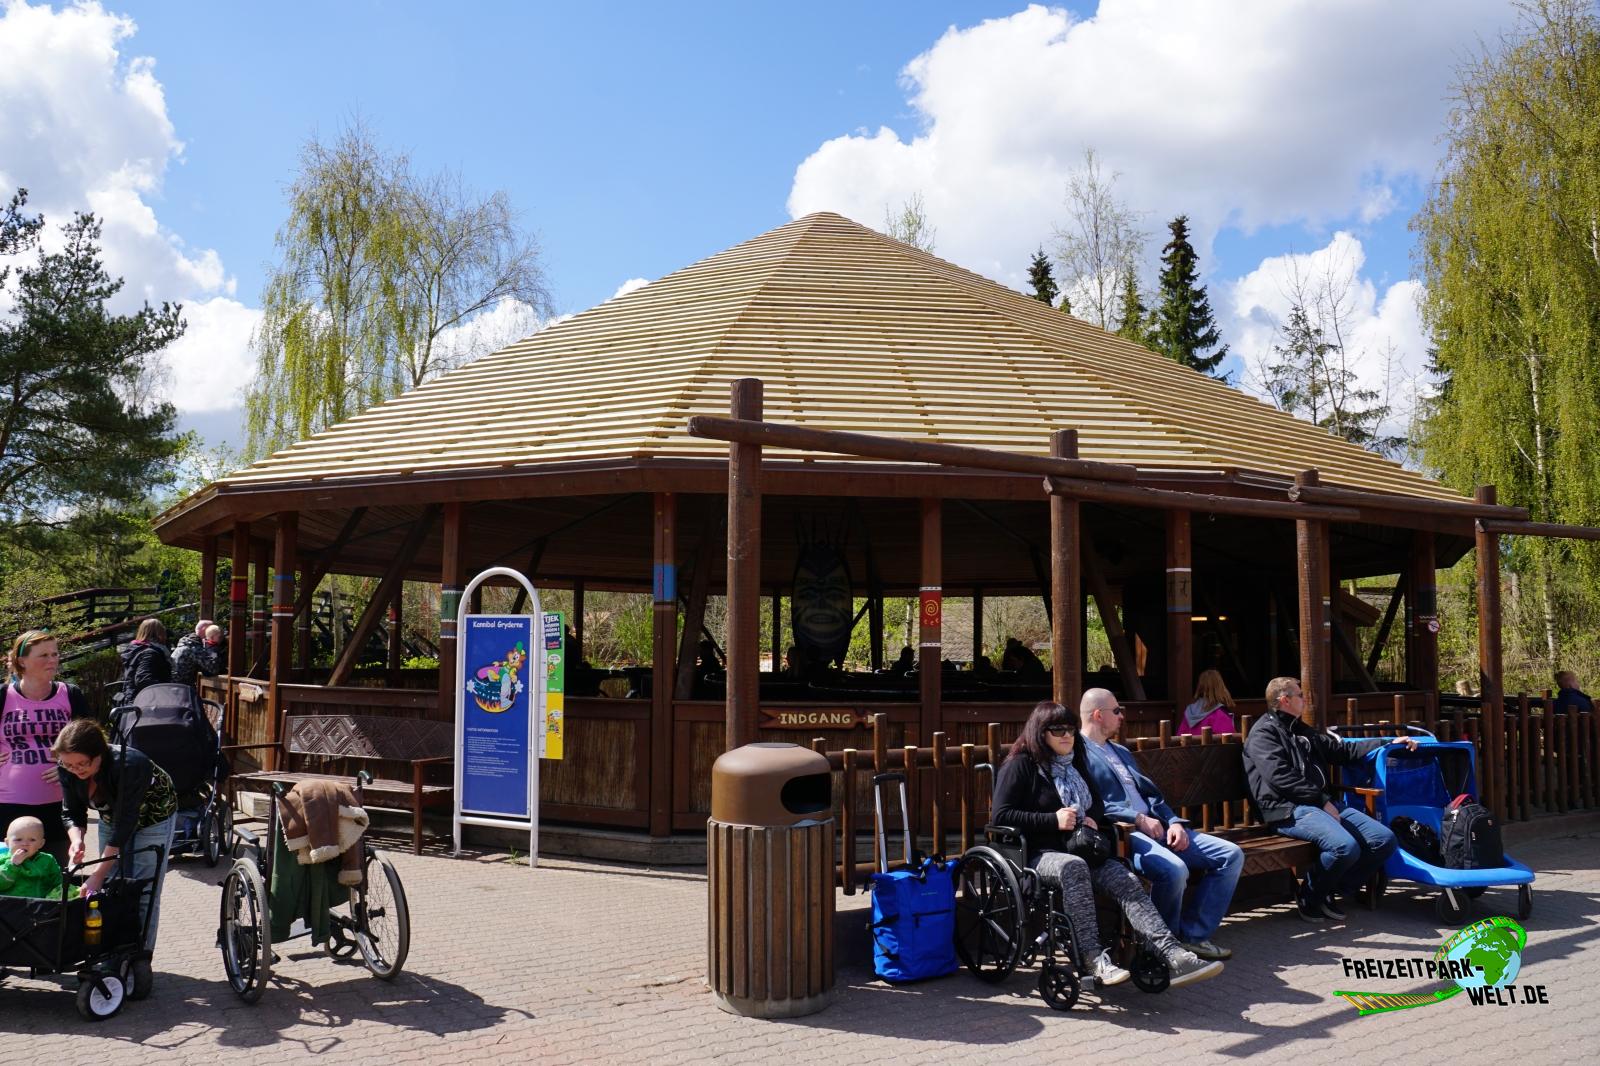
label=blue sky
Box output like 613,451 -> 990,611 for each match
0,1 -> 1526,455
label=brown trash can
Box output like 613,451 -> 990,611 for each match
707,742 -> 835,1018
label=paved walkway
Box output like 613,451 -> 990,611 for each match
3,829 -> 1597,1065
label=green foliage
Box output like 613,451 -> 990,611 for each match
246,121 -> 550,459
1027,248 -> 1059,305
1150,215 -> 1228,376
1114,269 -> 1150,346
0,191 -> 187,544
402,655 -> 440,670
883,192 -> 937,252
1266,302 -> 1401,455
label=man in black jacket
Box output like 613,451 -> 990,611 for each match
1243,676 -> 1417,922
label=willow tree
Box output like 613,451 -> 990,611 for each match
246,123 -> 551,459
1413,0 -> 1600,663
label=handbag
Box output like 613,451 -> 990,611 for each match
1064,824 -> 1111,868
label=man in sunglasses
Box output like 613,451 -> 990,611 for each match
1244,677 -> 1419,922
1079,688 -> 1243,961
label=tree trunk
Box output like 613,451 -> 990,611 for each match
1526,350 -> 1560,665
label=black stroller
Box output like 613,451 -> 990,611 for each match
110,682 -> 233,867
0,848 -> 164,1020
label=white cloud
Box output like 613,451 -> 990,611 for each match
609,277 -> 649,301
0,0 -> 243,415
1228,233 -> 1431,438
788,0 -> 1513,288
432,297 -> 549,369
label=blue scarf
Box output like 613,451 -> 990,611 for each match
1046,754 -> 1092,814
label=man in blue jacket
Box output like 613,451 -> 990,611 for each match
1080,688 -> 1243,961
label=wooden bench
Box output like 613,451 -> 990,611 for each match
227,714 -> 453,854
1123,735 -> 1382,910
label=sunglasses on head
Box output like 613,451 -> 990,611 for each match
1045,725 -> 1076,738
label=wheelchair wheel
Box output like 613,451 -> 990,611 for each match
1466,886 -> 1487,899
1435,888 -> 1468,925
953,846 -> 1023,983
355,850 -> 410,980
75,972 -> 126,1021
1516,883 -> 1532,921
219,858 -> 271,1002
1131,947 -> 1170,994
1038,962 -> 1080,1011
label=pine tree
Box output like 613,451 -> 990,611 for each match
1114,269 -> 1149,345
1026,248 -> 1058,305
1151,216 -> 1227,375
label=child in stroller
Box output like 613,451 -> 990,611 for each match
110,683 -> 233,867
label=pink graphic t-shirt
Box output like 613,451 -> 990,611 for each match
0,681 -> 74,805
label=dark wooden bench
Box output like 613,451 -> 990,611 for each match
226,714 -> 453,854
1123,735 -> 1382,910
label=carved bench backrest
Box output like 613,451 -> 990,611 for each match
286,714 -> 452,762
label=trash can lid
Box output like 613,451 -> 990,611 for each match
711,743 -> 832,825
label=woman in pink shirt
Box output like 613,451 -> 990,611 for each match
1179,669 -> 1237,737
1,630 -> 92,866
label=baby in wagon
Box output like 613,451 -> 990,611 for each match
0,815 -> 66,899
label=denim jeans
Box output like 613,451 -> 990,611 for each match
1129,828 -> 1244,941
1275,804 -> 1396,900
97,815 -> 175,954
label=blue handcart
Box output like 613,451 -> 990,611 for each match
1340,727 -> 1534,924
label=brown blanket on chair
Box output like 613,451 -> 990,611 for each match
277,780 -> 368,886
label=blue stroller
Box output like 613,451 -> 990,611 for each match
1341,728 -> 1534,924
111,682 -> 233,867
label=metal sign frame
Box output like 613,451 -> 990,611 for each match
452,566 -> 541,868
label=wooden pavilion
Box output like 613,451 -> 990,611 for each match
156,211 -> 1569,841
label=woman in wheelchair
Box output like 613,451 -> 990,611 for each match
992,701 -> 1224,989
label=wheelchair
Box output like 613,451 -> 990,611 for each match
217,772 -> 410,1002
955,783 -> 1175,1009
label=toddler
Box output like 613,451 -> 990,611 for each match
0,815 -> 66,899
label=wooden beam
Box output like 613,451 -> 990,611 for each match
330,506 -> 439,687
972,588 -> 984,665
1083,547 -> 1145,701
228,521 -> 250,678
688,414 -> 1138,482
1049,430 -> 1082,705
1044,475 -> 1360,521
1330,613 -> 1377,692
572,580 -> 585,665
268,513 -> 297,768
1409,531 -> 1439,694
1288,481 -> 1527,521
199,536 -> 217,624
387,586 -> 403,679
651,492 -> 677,836
250,541 -> 270,675
436,503 -> 464,719
1165,510 -> 1193,704
770,588 -> 782,675
674,501 -> 717,700
725,380 -> 763,750
920,498 -> 943,748
1365,582 -> 1404,678
1296,471 -> 1330,724
1476,490 -> 1506,821
508,540 -> 549,614
1478,518 -> 1600,540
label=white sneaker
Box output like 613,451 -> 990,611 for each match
1092,949 -> 1131,987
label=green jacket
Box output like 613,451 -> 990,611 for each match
0,847 -> 65,899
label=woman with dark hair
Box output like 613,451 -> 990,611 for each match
117,617 -> 173,701
991,700 -> 1223,989
54,718 -> 176,971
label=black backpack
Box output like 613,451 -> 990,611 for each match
1440,794 -> 1503,869
1390,815 -> 1442,865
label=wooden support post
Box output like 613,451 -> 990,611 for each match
330,508 -> 438,687
869,594 -> 884,672
1366,581 -> 1404,679
651,492 -> 677,836
972,588 -> 984,665
919,498 -> 943,753
268,514 -> 297,768
437,503 -> 464,721
1475,488 -> 1505,822
1295,471 -> 1330,724
674,505 -> 715,700
199,536 -> 217,624
1409,531 -> 1439,695
1331,614 -> 1378,693
572,580 -> 585,666
228,521 -> 250,679
1166,510 -> 1193,705
1084,555 -> 1145,701
251,541 -> 270,674
770,587 -> 782,675
1050,430 -> 1083,705
1518,693 -> 1532,822
725,378 -> 763,750
387,585 -> 404,682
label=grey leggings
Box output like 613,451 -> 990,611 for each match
1033,850 -> 1182,963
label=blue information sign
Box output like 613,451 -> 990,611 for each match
460,614 -> 535,818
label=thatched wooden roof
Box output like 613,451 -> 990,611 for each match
205,211 -> 1458,502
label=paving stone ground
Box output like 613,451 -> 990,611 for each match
2,828 -> 1596,1065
